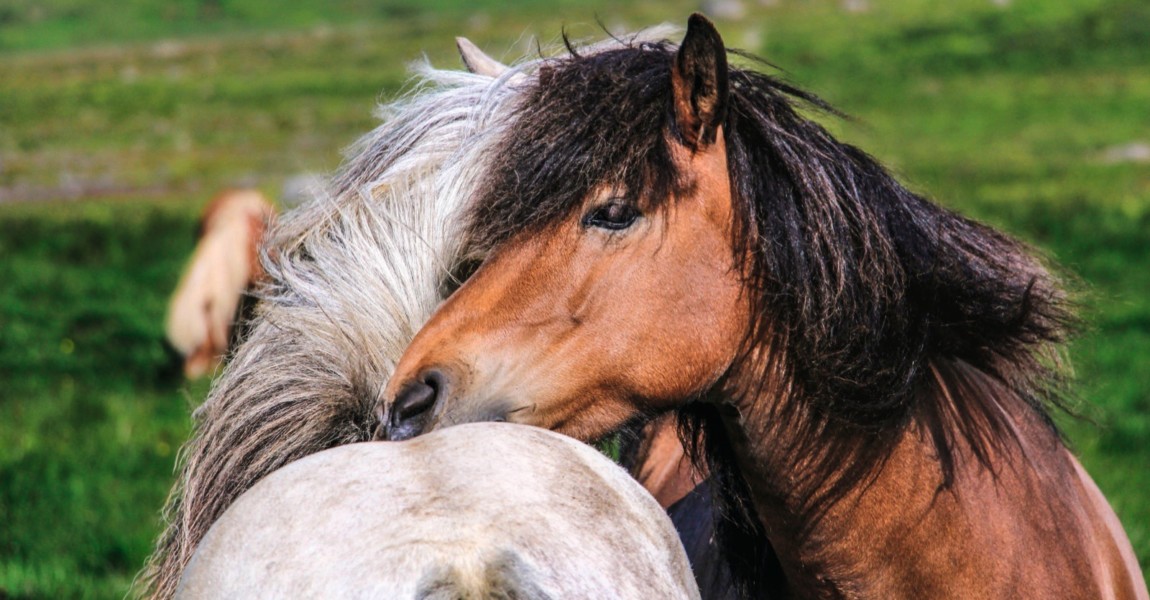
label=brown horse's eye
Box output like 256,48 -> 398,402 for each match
582,202 -> 640,231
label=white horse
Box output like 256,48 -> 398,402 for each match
175,423 -> 700,599
141,31 -> 695,599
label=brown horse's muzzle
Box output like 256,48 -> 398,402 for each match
376,368 -> 448,441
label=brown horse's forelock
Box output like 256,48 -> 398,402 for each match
470,39 -> 1077,599
471,41 -> 687,251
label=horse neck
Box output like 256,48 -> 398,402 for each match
718,358 -> 1111,599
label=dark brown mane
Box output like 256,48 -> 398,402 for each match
469,38 -> 1077,599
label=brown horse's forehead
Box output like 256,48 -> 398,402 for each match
561,131 -> 729,205
574,184 -> 631,207
468,52 -> 684,249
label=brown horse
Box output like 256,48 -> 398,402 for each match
379,15 -> 1148,599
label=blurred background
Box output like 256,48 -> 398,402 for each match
1,0 -> 1147,596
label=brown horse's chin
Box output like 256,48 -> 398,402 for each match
377,386 -> 644,444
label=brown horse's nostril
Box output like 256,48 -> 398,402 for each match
384,369 -> 446,441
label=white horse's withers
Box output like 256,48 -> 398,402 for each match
175,423 -> 701,600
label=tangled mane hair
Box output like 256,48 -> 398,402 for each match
470,36 -> 1076,598
136,64 -> 525,598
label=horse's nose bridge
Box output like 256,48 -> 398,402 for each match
376,251 -> 540,439
385,298 -> 473,395
389,263 -> 523,387
377,311 -> 476,439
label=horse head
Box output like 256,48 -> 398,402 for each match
379,15 -> 748,442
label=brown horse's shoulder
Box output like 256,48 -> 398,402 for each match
1065,453 -> 1150,600
792,418 -> 1138,599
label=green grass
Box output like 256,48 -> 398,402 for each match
0,0 -> 668,53
2,0 -> 1148,596
0,201 -> 208,598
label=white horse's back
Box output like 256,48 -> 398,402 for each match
176,423 -> 700,599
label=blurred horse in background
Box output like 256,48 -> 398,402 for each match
164,189 -> 274,379
142,30 -> 738,599
176,423 -> 700,599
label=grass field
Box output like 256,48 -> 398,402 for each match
1,0 -> 1147,597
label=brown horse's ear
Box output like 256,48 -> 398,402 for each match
671,13 -> 729,149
